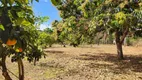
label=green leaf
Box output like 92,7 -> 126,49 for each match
21,20 -> 31,26
16,18 -> 31,26
1,0 -> 6,5
9,0 -> 14,6
24,0 -> 29,4
10,10 -> 18,19
111,20 -> 119,28
51,0 -> 61,6
16,18 -> 25,25
36,0 -> 39,2
0,25 -> 5,31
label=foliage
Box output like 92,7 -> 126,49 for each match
38,29 -> 55,48
51,0 -> 142,59
0,0 -> 47,79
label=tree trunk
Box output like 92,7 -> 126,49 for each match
96,38 -> 100,45
63,44 -> 66,47
49,45 -> 52,47
18,58 -> 24,80
115,26 -> 129,59
0,43 -> 12,80
33,58 -> 37,66
1,55 -> 12,80
116,42 -> 124,59
115,30 -> 124,60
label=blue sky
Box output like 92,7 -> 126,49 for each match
32,0 -> 62,30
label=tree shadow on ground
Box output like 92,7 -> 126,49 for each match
45,50 -> 64,54
38,61 -> 65,69
76,53 -> 142,74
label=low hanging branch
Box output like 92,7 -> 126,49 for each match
120,26 -> 129,44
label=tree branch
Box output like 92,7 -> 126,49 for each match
120,26 -> 129,44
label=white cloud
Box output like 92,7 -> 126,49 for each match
39,24 -> 51,30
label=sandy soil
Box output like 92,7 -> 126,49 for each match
0,45 -> 142,80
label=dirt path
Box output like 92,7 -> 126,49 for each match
0,45 -> 142,80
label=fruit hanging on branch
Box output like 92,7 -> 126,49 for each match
15,48 -> 23,52
6,38 -> 17,46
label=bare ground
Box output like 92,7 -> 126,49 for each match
0,45 -> 142,80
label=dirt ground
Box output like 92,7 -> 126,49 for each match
0,45 -> 142,80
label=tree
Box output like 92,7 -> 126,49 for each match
94,0 -> 141,59
38,30 -> 55,48
52,0 -> 142,59
51,20 -> 67,47
0,0 -> 46,80
51,16 -> 89,47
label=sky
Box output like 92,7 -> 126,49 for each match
32,0 -> 62,30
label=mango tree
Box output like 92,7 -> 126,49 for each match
38,30 -> 56,48
74,0 -> 142,59
51,17 -> 89,47
52,0 -> 142,59
51,0 -> 90,47
44,28 -> 56,47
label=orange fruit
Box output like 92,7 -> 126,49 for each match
15,48 -> 23,52
19,48 -> 23,52
6,38 -> 17,46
